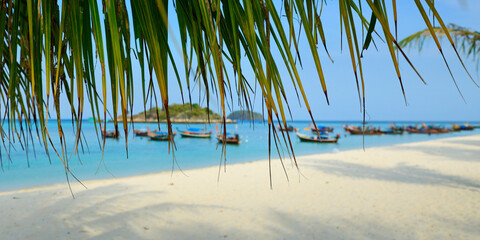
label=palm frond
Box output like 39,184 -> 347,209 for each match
400,24 -> 480,63
0,0 -> 472,184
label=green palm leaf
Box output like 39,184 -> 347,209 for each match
0,0 -> 473,187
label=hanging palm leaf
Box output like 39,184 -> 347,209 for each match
400,24 -> 480,70
0,0 -> 473,185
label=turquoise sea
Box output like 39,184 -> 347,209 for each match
0,120 -> 478,192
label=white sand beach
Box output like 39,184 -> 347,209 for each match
1,135 -> 479,239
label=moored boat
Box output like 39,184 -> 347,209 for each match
177,127 -> 212,138
451,124 -> 462,132
217,133 -> 241,144
406,123 -> 450,134
296,132 -> 340,143
133,128 -> 149,136
149,132 -> 169,141
344,125 -> 383,135
460,123 -> 475,131
380,129 -> 404,135
278,125 -> 296,132
347,129 -> 383,135
385,123 -> 405,134
147,128 -> 171,141
311,124 -> 334,133
102,128 -> 119,139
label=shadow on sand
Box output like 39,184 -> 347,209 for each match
304,160 -> 480,190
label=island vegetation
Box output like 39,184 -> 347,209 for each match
124,103 -> 235,123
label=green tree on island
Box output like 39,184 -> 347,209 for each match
0,0 -> 474,173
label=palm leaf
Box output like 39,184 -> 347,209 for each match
0,0 -> 473,185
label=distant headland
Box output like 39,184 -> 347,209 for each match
227,110 -> 264,121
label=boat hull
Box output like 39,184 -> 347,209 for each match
179,132 -> 211,138
347,129 -> 383,135
149,135 -> 169,141
296,133 -> 339,143
217,138 -> 241,144
134,131 -> 148,137
311,127 -> 334,133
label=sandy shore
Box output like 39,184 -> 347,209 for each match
1,135 -> 480,239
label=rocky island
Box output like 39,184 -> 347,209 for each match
227,110 -> 264,121
122,104 -> 236,123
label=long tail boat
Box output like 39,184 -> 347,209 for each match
344,125 -> 383,135
406,127 -> 429,134
311,124 -> 334,133
177,127 -> 212,138
448,123 -> 475,131
296,132 -> 340,143
278,125 -> 296,132
406,123 -> 450,134
133,128 -> 149,136
343,124 -> 357,131
460,123 -> 475,131
451,124 -> 462,132
379,125 -> 404,135
102,128 -> 119,139
217,133 -> 241,144
147,128 -> 170,141
347,129 -> 383,135
385,124 -> 405,134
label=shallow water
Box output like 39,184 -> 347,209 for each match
0,120 -> 478,191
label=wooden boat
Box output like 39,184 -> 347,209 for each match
347,129 -> 383,135
436,128 -> 451,133
460,124 -> 475,131
345,125 -> 382,135
406,124 -> 450,134
102,128 -> 119,139
278,125 -> 296,132
380,129 -> 403,135
147,128 -> 170,141
406,127 -> 429,134
387,124 -> 405,134
451,124 -> 462,132
424,124 -> 450,133
217,134 -> 241,144
343,124 -> 359,132
177,127 -> 212,138
380,125 -> 404,135
311,125 -> 334,133
149,132 -> 169,141
407,128 -> 445,134
133,128 -> 149,136
296,132 -> 340,143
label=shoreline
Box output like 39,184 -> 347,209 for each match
1,134 -> 479,239
1,133 -> 479,194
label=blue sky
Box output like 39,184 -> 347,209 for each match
64,0 -> 480,122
